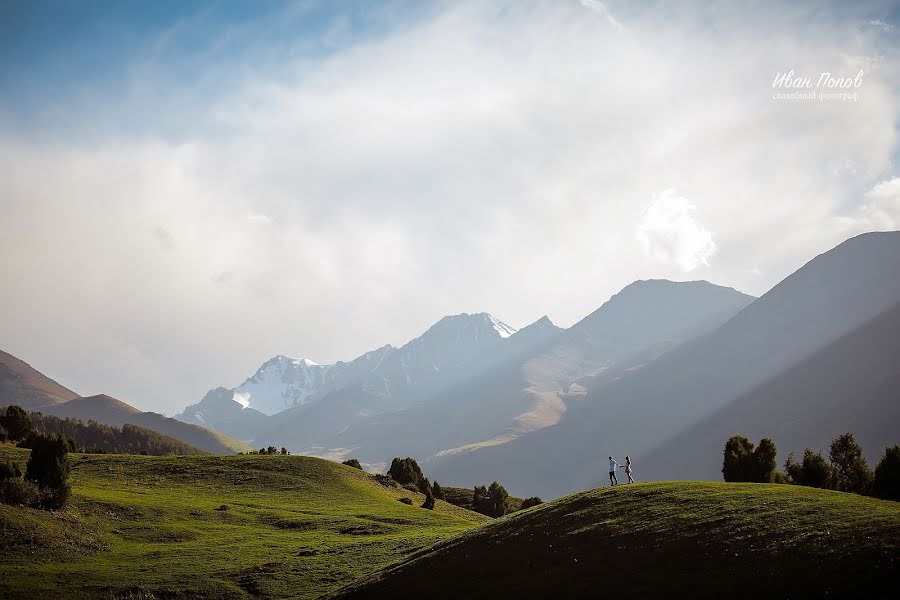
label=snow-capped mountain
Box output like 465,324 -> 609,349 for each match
176,312 -> 520,431
233,355 -> 338,415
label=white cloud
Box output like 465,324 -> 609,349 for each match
0,1 -> 897,413
848,177 -> 900,230
636,190 -> 717,272
247,212 -> 273,225
577,0 -> 624,31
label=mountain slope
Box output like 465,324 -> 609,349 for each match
0,349 -> 79,409
641,299 -> 900,480
0,445 -> 487,600
429,231 -> 900,497
41,395 -> 250,454
331,482 -> 900,599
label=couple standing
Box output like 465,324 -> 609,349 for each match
608,455 -> 634,485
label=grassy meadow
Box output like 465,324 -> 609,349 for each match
0,444 -> 487,599
334,481 -> 900,599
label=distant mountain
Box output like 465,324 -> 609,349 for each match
179,313 -> 530,447
182,281 -> 753,475
0,349 -> 79,409
428,231 -> 900,498
0,349 -> 249,454
641,298 -> 900,480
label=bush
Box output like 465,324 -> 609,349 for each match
784,449 -> 832,488
521,497 -> 543,509
421,486 -> 435,510
398,497 -> 413,505
873,445 -> 900,501
40,483 -> 71,510
829,433 -> 872,494
0,478 -> 40,507
0,460 -> 21,481
387,457 -> 425,487
26,434 -> 71,489
0,405 -> 32,442
342,458 -> 363,470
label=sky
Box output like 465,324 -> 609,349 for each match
2,0 -> 899,415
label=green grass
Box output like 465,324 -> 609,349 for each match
0,444 -> 488,599
331,481 -> 900,599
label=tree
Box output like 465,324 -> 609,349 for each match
873,445 -> 900,501
25,433 -> 71,509
342,458 -> 363,470
431,481 -> 444,500
487,481 -> 510,517
421,486 -> 435,510
266,446 -> 278,455
387,457 -> 425,487
521,497 -> 543,509
752,438 -> 778,482
473,485 -> 489,514
280,447 -> 289,455
0,405 -> 32,442
829,433 -> 873,494
722,435 -> 756,482
0,461 -> 21,481
785,449 -> 833,488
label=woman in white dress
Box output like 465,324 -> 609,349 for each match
625,455 -> 635,484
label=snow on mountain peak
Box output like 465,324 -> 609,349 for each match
487,314 -> 517,338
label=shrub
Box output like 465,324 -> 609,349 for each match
421,486 -> 435,510
40,483 -> 71,510
0,405 -> 32,442
26,434 -> 71,489
722,435 -> 756,482
387,457 -> 425,487
784,449 -> 832,488
0,460 -> 21,481
342,458 -> 363,470
398,497 -> 413,505
873,445 -> 900,501
829,433 -> 872,494
0,478 -> 40,507
521,497 -> 543,509
280,447 -> 289,455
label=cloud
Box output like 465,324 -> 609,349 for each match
636,190 -> 717,272
578,0 -> 624,31
0,1 -> 897,413
845,177 -> 900,230
247,212 -> 273,225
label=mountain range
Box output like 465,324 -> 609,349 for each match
3,231 -> 897,498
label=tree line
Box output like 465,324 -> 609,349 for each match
0,405 -> 205,456
723,432 -> 899,501
344,455 -> 542,517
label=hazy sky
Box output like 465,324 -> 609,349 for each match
2,0 -> 899,414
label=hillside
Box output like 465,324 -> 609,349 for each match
331,482 -> 900,599
0,444 -> 488,599
0,349 -> 79,409
642,299 -> 900,479
40,395 -> 251,454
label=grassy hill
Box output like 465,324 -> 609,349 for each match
331,482 -> 900,599
0,349 -> 79,409
0,444 -> 488,599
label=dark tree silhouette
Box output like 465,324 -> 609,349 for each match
342,458 -> 363,470
0,405 -> 32,442
784,449 -> 833,488
873,445 -> 900,501
723,435 -> 756,482
829,433 -> 872,494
